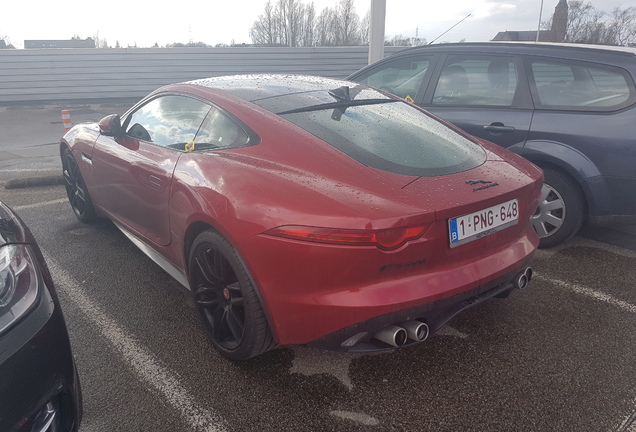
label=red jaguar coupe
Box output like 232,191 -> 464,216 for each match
60,75 -> 542,360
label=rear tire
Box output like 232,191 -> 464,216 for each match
62,148 -> 97,223
532,168 -> 585,248
189,229 -> 276,361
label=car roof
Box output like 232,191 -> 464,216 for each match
189,74 -> 362,102
187,74 -> 394,114
380,41 -> 636,59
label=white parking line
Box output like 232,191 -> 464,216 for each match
330,410 -> 379,426
535,274 -> 636,314
1,168 -> 58,173
535,273 -> 636,432
12,198 -> 67,211
44,254 -> 228,432
617,406 -> 636,432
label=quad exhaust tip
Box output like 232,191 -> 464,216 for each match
373,321 -> 429,347
371,268 -> 532,348
373,325 -> 408,347
513,267 -> 533,289
402,320 -> 430,342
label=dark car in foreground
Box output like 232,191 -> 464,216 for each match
0,202 -> 82,431
348,42 -> 636,248
60,75 -> 542,360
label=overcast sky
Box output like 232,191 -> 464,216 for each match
2,0 -> 635,49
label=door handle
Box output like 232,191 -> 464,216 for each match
483,124 -> 516,133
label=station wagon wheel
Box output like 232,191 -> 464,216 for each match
62,148 -> 97,223
189,230 -> 276,361
532,168 -> 585,248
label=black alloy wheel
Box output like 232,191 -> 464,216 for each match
62,148 -> 97,223
189,230 -> 276,361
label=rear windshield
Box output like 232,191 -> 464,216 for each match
280,100 -> 486,176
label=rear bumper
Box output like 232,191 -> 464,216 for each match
307,263 -> 532,352
240,226 -> 538,346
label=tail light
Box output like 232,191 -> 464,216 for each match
265,225 -> 429,251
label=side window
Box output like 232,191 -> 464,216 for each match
432,56 -> 518,107
125,95 -> 210,148
193,107 -> 250,150
352,56 -> 431,100
530,59 -> 632,109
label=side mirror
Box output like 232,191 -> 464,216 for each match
98,114 -> 123,137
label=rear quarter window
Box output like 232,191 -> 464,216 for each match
528,58 -> 636,110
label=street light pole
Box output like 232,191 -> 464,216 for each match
536,0 -> 544,42
368,0 -> 386,65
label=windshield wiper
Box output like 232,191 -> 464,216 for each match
276,98 -> 399,116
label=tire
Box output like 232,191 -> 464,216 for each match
532,168 -> 586,248
62,148 -> 97,223
188,229 -> 276,361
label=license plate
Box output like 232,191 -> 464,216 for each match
449,199 -> 519,247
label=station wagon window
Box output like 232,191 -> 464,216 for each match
352,55 -> 431,100
125,95 -> 210,148
529,59 -> 633,110
432,56 -> 518,107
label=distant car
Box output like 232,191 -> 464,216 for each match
60,75 -> 542,360
348,42 -> 636,248
0,201 -> 82,431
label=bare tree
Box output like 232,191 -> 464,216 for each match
290,0 -> 305,47
334,0 -> 361,45
249,0 -> 366,47
93,32 -> 109,49
276,0 -> 305,47
250,1 -> 280,45
565,0 -> 596,42
384,32 -> 427,47
566,1 -> 612,43
0,35 -> 15,49
359,10 -> 370,46
542,1 -> 636,46
314,7 -> 335,46
611,6 -> 636,46
303,2 -> 316,46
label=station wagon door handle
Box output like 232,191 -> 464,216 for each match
483,124 -> 516,134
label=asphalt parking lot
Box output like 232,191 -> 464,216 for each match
1,104 -> 635,432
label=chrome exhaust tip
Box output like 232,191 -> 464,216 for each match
401,320 -> 429,342
524,267 -> 533,282
513,267 -> 533,289
373,325 -> 408,347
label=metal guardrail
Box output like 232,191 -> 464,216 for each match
0,46 -> 403,104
